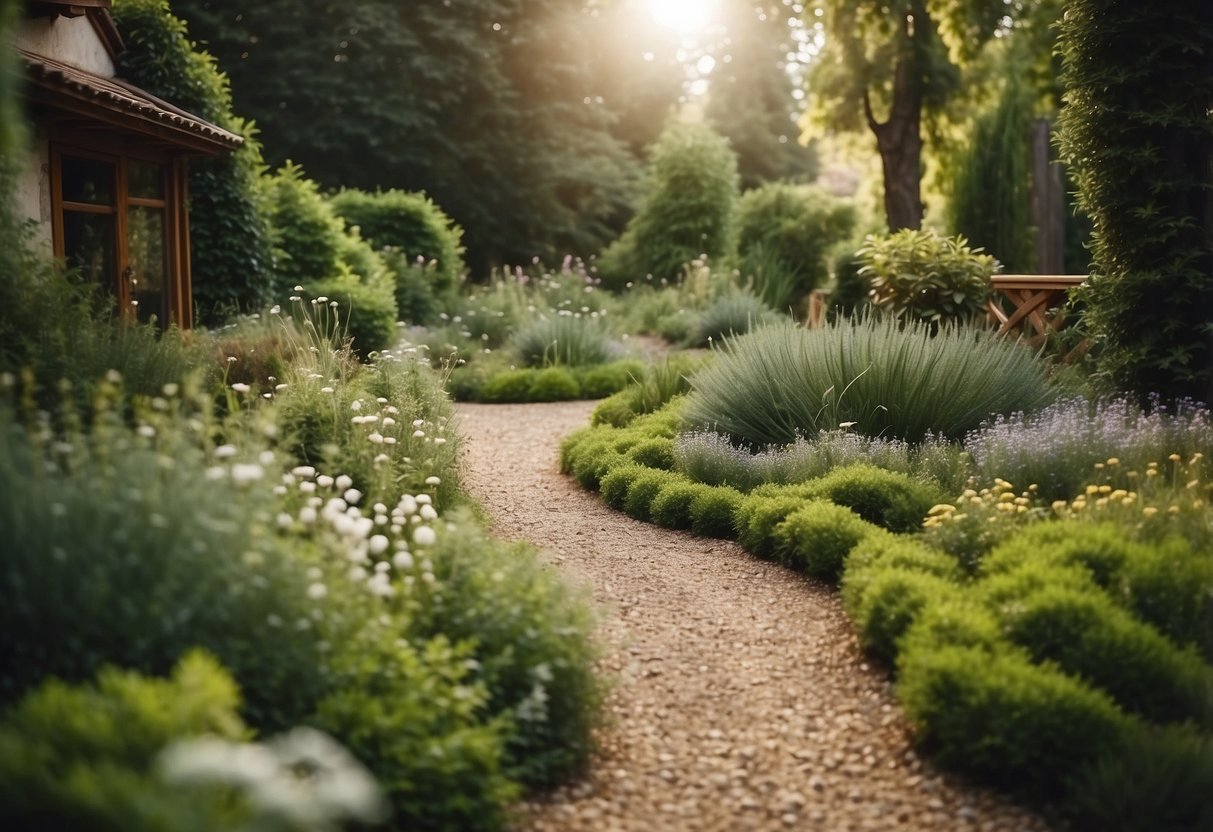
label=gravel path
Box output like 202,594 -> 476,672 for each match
456,401 -> 1053,832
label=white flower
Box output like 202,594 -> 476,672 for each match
347,566 -> 368,582
215,444 -> 238,459
415,494 -> 432,506
392,550 -> 414,570
299,506 -> 318,524
259,450 -> 275,466
381,417 -> 396,428
321,387 -> 335,394
138,424 -> 156,438
299,481 -> 317,493
291,465 -> 316,480
412,430 -> 425,438
397,495 -> 418,516
424,476 -> 441,486
412,419 -> 425,428
412,526 -> 436,546
270,305 -> 281,315
335,475 -> 353,492
162,383 -> 179,396
350,400 -> 362,412
231,383 -> 251,394
434,437 -> 447,446
317,475 -> 334,488
276,512 -> 293,529
367,572 -> 394,597
307,582 -> 328,600
368,535 -> 389,555
368,432 -> 385,444
293,285 -> 304,292
419,504 -> 438,521
232,464 -> 264,485
344,488 -> 363,505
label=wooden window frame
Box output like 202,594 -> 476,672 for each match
49,139 -> 193,327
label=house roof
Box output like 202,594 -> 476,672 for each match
22,49 -> 244,154
26,1 -> 123,61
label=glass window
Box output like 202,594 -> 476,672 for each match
61,156 -> 115,206
63,210 -> 117,292
126,205 -> 167,324
127,159 -> 165,200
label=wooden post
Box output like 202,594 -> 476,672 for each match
1031,119 -> 1065,275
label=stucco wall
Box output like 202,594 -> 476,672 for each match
14,136 -> 53,253
13,14 -> 114,77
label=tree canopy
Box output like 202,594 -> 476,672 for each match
172,0 -> 647,274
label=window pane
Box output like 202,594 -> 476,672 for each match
63,210 -> 117,295
61,156 -> 115,205
127,205 -> 167,325
127,159 -> 165,200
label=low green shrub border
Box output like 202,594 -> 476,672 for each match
775,502 -> 881,581
454,359 -> 645,404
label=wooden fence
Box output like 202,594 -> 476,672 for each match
806,273 -> 1089,361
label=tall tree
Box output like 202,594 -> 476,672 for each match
1058,0 -> 1213,403
706,0 -> 817,190
172,0 -> 641,275
804,0 -> 1011,230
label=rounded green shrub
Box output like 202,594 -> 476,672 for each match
592,388 -> 641,427
579,361 -> 644,399
859,229 -> 999,326
480,369 -> 536,404
623,469 -> 678,521
600,464 -> 648,511
1065,723 -> 1213,832
983,522 -> 1213,653
559,427 -> 596,473
897,643 -> 1133,798
574,447 -> 626,492
527,367 -> 581,402
330,188 -> 466,295
774,501 -> 875,580
650,480 -> 705,530
309,274 -> 399,355
802,463 -> 943,533
683,316 -> 1056,446
735,494 -> 808,560
735,182 -> 857,309
626,437 -> 676,470
898,599 -> 1007,655
260,162 -> 348,288
993,585 -> 1213,726
597,123 -> 740,287
690,486 -> 744,538
849,569 -> 965,663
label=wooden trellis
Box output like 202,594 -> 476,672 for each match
987,274 -> 1088,360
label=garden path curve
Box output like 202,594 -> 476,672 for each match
456,401 -> 1053,832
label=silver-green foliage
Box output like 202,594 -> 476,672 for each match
682,316 -> 1055,446
509,314 -> 614,368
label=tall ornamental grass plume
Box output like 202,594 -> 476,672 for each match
967,395 -> 1213,501
682,316 -> 1056,447
509,313 -> 615,368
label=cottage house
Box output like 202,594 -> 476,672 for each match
13,0 -> 241,328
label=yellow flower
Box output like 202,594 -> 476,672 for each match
1098,485 -> 1112,494
1142,506 -> 1159,518
1169,453 -> 1182,462
1051,500 -> 1068,513
962,489 -> 977,499
927,504 -> 957,516
1086,484 -> 1100,496
1168,505 -> 1181,515
1187,479 -> 1200,490
999,492 -> 1016,503
1106,457 -> 1120,466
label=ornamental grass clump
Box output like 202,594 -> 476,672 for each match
966,395 -> 1213,501
682,316 -> 1055,447
510,313 -> 615,368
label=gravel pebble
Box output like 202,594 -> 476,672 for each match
456,401 -> 1054,832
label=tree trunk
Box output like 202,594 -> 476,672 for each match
863,10 -> 926,231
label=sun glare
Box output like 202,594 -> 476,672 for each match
646,0 -> 720,35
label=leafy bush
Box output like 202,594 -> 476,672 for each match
312,632 -> 515,832
623,469 -> 679,521
510,314 -> 614,368
688,291 -> 779,347
1057,0 -> 1213,402
0,395 -> 339,731
1066,724 -> 1213,832
690,485 -> 744,538
527,367 -> 581,401
990,585 -> 1213,726
112,0 -> 273,320
260,162 -> 349,290
600,464 -> 648,511
734,182 -> 856,309
735,493 -> 808,560
858,229 -> 999,326
480,369 -> 539,404
896,643 -> 1132,798
682,316 -> 1056,446
650,480 -> 706,530
966,395 -> 1213,501
626,437 -> 675,470
329,188 -> 466,296
849,569 -> 966,663
396,515 -> 601,788
800,464 -> 943,533
597,123 -> 740,287
981,522 -> 1213,655
897,598 -> 1006,656
308,274 -> 399,355
774,501 -> 875,580
0,652 -> 247,832
578,360 -> 645,399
